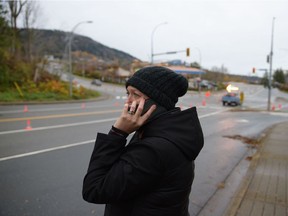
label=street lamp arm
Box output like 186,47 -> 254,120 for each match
69,20 -> 93,44
151,22 -> 168,39
71,21 -> 92,35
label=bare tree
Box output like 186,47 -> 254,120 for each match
7,0 -> 27,57
23,0 -> 40,62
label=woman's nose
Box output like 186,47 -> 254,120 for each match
126,95 -> 133,104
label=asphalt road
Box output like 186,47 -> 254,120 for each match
1,82 -> 288,216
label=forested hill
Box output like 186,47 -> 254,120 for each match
19,29 -> 139,68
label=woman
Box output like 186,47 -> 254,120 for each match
82,66 -> 204,216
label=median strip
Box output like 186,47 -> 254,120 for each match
0,109 -> 121,123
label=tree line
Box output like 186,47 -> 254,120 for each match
0,0 -> 44,91
0,1 -> 102,101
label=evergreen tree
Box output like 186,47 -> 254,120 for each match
273,69 -> 285,84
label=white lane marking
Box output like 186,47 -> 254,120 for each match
236,119 -> 249,123
199,110 -> 226,118
0,118 -> 118,135
0,140 -> 95,162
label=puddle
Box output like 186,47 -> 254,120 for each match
223,133 -> 267,161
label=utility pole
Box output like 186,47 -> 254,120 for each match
267,17 -> 275,111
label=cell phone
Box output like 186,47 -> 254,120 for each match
127,100 -> 154,114
141,99 -> 156,116
141,99 -> 167,120
128,99 -> 166,118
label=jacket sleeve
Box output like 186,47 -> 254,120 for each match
82,133 -> 164,204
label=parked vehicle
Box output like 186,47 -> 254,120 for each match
222,93 -> 241,106
91,79 -> 102,86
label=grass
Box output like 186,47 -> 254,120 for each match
0,89 -> 101,103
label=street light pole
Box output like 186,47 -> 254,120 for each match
68,20 -> 93,97
267,17 -> 275,111
151,22 -> 167,64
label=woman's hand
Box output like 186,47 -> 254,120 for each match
113,98 -> 156,134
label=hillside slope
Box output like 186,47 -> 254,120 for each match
20,29 -> 139,68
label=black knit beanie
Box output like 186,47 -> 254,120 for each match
126,66 -> 188,110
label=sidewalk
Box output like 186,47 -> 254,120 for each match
224,121 -> 288,216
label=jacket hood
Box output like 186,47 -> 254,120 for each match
142,107 -> 204,161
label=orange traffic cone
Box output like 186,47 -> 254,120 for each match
25,119 -> 32,130
205,91 -> 211,98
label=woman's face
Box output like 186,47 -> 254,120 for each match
126,86 -> 149,105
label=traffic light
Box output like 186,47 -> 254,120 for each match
186,48 -> 190,57
252,67 -> 256,73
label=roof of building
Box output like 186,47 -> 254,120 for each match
168,66 -> 205,75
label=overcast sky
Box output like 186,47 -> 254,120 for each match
35,0 -> 288,76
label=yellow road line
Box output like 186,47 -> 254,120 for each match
0,109 -> 121,123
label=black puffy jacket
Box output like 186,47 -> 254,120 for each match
83,107 -> 204,216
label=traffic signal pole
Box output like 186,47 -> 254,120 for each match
267,17 -> 275,112
152,48 -> 190,58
